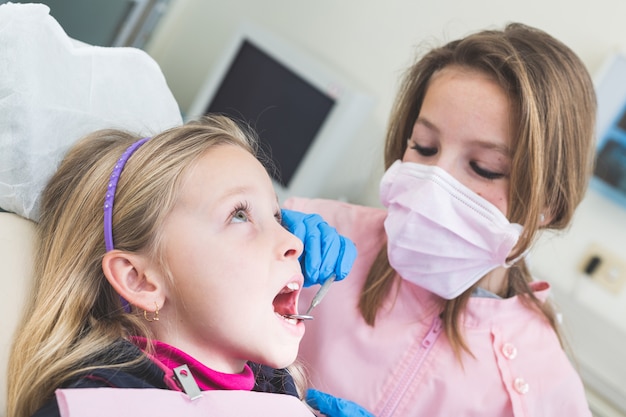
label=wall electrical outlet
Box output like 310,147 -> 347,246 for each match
579,242 -> 626,294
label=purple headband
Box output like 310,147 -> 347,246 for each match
103,137 -> 150,252
103,137 -> 149,313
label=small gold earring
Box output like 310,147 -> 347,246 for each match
143,302 -> 160,322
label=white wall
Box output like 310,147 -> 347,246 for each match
147,0 -> 626,206
146,1 -> 626,412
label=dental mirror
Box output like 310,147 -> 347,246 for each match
286,314 -> 314,320
285,275 -> 336,321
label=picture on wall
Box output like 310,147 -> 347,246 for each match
595,107 -> 626,195
591,53 -> 626,207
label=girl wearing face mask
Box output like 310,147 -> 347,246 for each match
284,23 -> 596,416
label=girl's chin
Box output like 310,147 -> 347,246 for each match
260,349 -> 300,370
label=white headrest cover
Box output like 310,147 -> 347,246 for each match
0,3 -> 183,221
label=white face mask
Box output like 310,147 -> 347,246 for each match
379,160 -> 523,299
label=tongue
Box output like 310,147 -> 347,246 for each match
273,291 -> 295,316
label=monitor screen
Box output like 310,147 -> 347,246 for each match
592,53 -> 626,208
203,39 -> 335,187
186,22 -> 373,203
595,106 -> 626,196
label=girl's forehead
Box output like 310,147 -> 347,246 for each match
175,145 -> 273,205
428,65 -> 501,90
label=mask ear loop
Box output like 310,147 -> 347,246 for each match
504,248 -> 529,268
103,137 -> 150,313
506,212 -> 547,267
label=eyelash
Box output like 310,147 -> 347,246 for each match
410,142 -> 504,180
469,161 -> 504,180
411,142 -> 437,157
230,201 -> 251,223
230,201 -> 283,225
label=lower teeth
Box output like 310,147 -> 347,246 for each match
281,315 -> 298,324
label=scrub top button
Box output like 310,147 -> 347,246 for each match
513,377 -> 530,395
502,342 -> 517,359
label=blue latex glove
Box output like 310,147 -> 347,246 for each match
306,389 -> 374,417
281,208 -> 357,287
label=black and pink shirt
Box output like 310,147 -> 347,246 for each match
33,338 -> 298,417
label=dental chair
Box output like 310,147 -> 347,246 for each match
0,211 -> 36,416
0,4 -> 182,415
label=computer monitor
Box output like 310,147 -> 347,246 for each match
185,22 -> 374,202
592,53 -> 626,208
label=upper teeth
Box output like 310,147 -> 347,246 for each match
286,282 -> 300,291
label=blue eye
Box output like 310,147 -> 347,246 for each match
232,210 -> 248,223
230,202 -> 251,223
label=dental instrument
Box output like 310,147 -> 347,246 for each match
286,275 -> 336,320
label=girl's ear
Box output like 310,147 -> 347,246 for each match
102,250 -> 164,311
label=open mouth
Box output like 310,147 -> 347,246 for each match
273,282 -> 301,324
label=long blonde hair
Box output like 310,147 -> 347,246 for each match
8,115 -> 306,417
359,23 -> 596,355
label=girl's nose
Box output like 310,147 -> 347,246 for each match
431,151 -> 461,180
431,152 -> 452,171
279,223 -> 304,259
